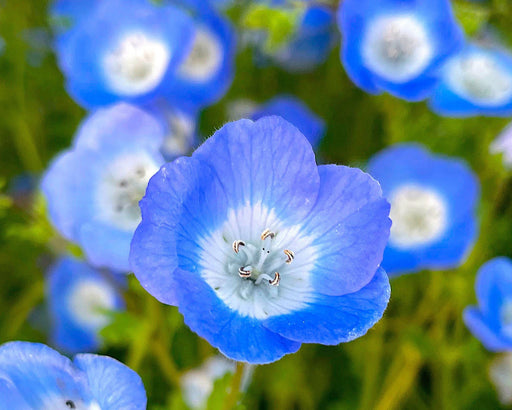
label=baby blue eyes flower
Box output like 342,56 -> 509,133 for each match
464,257 -> 512,352
54,0 -> 195,109
250,95 -> 325,147
429,45 -> 512,117
47,257 -> 125,354
0,341 -> 146,409
42,104 -> 165,272
130,116 -> 392,364
338,0 -> 464,101
367,144 -> 479,276
165,5 -> 236,108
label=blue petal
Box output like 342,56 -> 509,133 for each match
251,95 -> 325,147
0,342 -> 93,408
73,103 -> 165,151
0,377 -> 31,410
58,0 -> 195,108
264,267 -> 390,344
475,258 -> 512,320
338,0 -> 463,100
173,268 -> 301,364
80,222 -> 134,272
47,257 -> 125,354
463,307 -> 512,352
131,156 -> 228,305
193,117 -> 320,225
300,165 -> 390,295
164,7 -> 236,108
74,354 -> 147,410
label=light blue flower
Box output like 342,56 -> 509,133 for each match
464,257 -> 512,351
367,144 -> 479,276
54,0 -> 195,109
490,122 -> 512,168
163,3 -> 236,108
338,0 -> 464,101
42,104 -> 165,272
250,95 -> 325,147
130,116 -> 391,364
429,44 -> 512,117
46,257 -> 125,354
0,341 -> 146,409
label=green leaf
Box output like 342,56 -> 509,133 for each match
453,2 -> 490,35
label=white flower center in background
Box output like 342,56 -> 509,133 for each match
96,152 -> 159,231
161,112 -> 196,158
447,53 -> 512,106
389,185 -> 447,249
42,396 -> 100,410
199,203 -> 316,320
490,353 -> 512,405
362,15 -> 433,82
68,280 -> 116,329
103,32 -> 170,96
178,28 -> 223,82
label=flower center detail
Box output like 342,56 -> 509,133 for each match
448,54 -> 512,106
97,153 -> 159,231
362,15 -> 432,82
198,203 -> 315,320
231,228 -> 295,290
389,185 -> 447,249
103,32 -> 170,95
68,280 -> 116,329
178,29 -> 222,82
501,301 -> 512,338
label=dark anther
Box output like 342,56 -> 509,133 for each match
66,400 -> 76,409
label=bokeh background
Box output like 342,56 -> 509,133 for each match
1,0 -> 512,408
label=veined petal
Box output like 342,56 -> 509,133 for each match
193,117 -> 320,225
301,165 -> 391,295
174,268 -> 301,364
264,268 -> 390,344
74,354 -> 147,410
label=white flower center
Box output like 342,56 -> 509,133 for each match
199,203 -> 315,320
447,53 -> 512,106
68,280 -> 116,329
362,15 -> 433,82
490,353 -> 512,405
96,152 -> 159,231
389,185 -> 447,248
178,28 -> 223,82
103,32 -> 170,96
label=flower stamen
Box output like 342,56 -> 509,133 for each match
261,228 -> 275,241
232,240 -> 245,254
269,272 -> 280,286
284,249 -> 294,264
238,266 -> 252,278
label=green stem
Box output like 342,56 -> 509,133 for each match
223,362 -> 245,410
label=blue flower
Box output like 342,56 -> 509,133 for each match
464,257 -> 512,351
338,0 -> 464,101
145,100 -> 199,160
367,144 -> 479,276
490,122 -> 512,168
0,341 -> 146,409
272,5 -> 337,73
130,116 -> 391,364
163,3 -> 236,108
54,0 -> 195,108
429,44 -> 512,117
250,95 -> 325,147
42,104 -> 165,271
46,257 -> 125,354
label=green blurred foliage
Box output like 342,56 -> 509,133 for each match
2,0 -> 512,409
